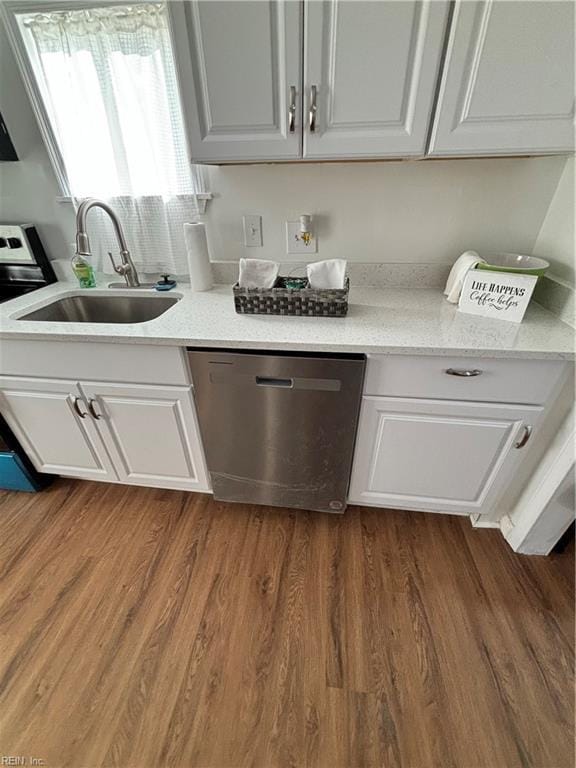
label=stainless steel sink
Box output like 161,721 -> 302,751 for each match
18,293 -> 180,324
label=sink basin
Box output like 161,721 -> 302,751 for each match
18,293 -> 180,324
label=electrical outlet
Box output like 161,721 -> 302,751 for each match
286,221 -> 317,254
243,215 -> 262,247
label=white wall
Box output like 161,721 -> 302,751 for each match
532,156 -> 575,286
203,158 -> 568,267
504,401 -> 575,555
0,19 -> 569,274
0,22 -> 76,259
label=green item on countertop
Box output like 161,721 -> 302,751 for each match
71,253 -> 96,288
475,253 -> 549,277
279,276 -> 309,290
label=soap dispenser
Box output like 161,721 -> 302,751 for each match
71,246 -> 96,288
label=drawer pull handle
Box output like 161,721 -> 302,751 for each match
88,399 -> 103,420
445,368 -> 482,377
515,425 -> 532,449
72,396 -> 88,419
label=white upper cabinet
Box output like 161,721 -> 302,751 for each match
170,0 -> 302,162
429,0 -> 576,156
171,0 -> 574,162
303,0 -> 449,159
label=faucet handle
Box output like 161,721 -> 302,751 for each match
108,251 -> 127,275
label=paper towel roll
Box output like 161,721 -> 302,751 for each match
184,222 -> 213,291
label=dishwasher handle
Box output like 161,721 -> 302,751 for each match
256,376 -> 294,388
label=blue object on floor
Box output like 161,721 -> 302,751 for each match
0,413 -> 54,492
0,452 -> 42,492
155,274 -> 176,291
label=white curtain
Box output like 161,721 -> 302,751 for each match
21,3 -> 205,275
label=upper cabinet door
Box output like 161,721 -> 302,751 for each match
170,0 -> 302,163
303,1 -> 449,159
429,0 -> 576,156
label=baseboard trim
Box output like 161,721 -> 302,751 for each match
470,513 -> 501,529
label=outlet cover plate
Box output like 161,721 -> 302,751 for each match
286,221 -> 317,254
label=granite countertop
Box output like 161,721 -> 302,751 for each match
0,279 -> 573,360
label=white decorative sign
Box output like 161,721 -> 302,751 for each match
458,269 -> 538,323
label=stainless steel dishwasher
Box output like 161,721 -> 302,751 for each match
188,350 -> 365,513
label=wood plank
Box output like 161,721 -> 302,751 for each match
0,480 -> 573,768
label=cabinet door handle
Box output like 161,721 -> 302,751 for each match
445,368 -> 482,377
309,85 -> 317,132
72,396 -> 88,419
515,425 -> 532,449
88,398 -> 103,420
288,85 -> 296,133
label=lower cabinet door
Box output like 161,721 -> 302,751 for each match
348,396 -> 542,514
0,376 -> 116,480
80,382 -> 210,492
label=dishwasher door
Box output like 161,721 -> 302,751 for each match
188,350 -> 365,513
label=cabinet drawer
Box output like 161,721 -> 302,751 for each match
364,355 -> 566,405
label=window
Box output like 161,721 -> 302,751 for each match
10,1 -> 208,274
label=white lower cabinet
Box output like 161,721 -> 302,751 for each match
79,381 -> 209,491
349,396 -> 542,515
0,375 -> 210,493
0,376 -> 115,481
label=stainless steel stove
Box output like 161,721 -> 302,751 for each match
0,224 -> 57,304
0,224 -> 57,491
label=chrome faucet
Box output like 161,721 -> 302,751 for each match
75,198 -> 140,287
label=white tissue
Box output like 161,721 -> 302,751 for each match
184,222 -> 213,292
238,258 -> 279,289
444,251 -> 486,303
307,259 -> 347,290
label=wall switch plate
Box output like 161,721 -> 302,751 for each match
243,215 -> 262,247
286,221 -> 317,254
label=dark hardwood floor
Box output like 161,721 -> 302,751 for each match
0,479 -> 573,768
